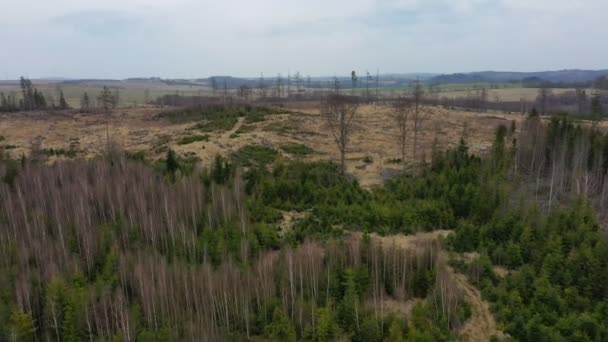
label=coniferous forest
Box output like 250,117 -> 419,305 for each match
1,110 -> 608,341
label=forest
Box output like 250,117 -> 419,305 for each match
1,103 -> 608,341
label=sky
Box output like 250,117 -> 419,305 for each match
0,0 -> 606,79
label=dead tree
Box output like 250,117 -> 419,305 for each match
333,77 -> 341,95
411,80 -> 427,161
287,72 -> 292,98
365,71 -> 372,102
391,96 -> 412,168
576,88 -> 587,116
81,92 -> 91,113
479,88 -> 488,111
99,86 -> 114,147
320,94 -> 359,174
375,69 -> 380,99
238,85 -> 251,101
294,72 -> 302,94
211,77 -> 218,96
276,74 -> 283,98
258,73 -> 267,99
538,86 -> 552,115
222,80 -> 229,105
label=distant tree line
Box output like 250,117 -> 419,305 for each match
0,78 -> 126,113
521,75 -> 608,90
0,77 -> 70,112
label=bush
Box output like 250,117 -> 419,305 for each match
177,134 -> 209,145
280,143 -> 314,156
160,104 -> 283,125
192,117 -> 238,132
233,145 -> 279,167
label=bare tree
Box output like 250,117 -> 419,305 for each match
411,80 -> 427,161
222,79 -> 229,105
320,94 -> 359,174
258,73 -> 267,99
333,77 -> 341,95
294,72 -> 302,93
479,88 -> 488,111
392,96 -> 412,168
287,71 -> 292,98
365,71 -> 372,102
276,74 -> 283,98
576,88 -> 587,116
538,86 -> 552,115
211,77 -> 218,96
375,69 -> 380,99
113,89 -> 121,109
144,89 -> 150,105
238,85 -> 252,101
98,86 -> 114,147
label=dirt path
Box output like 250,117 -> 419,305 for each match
224,116 -> 245,140
358,231 -> 502,342
449,264 -> 502,341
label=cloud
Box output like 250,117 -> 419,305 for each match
54,10 -> 143,37
0,0 -> 606,78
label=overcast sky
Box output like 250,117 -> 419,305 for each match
1,0 -> 606,79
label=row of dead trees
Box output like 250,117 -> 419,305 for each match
320,80 -> 428,174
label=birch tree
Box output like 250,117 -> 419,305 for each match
392,96 -> 412,168
320,94 -> 359,174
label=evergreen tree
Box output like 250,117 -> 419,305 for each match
355,317 -> 381,342
316,307 -> 339,342
265,307 -> 296,342
59,90 -> 69,110
80,92 -> 90,113
337,269 -> 359,331
8,309 -> 35,342
0,92 -> 7,111
591,92 -> 603,117
166,149 -> 179,176
99,86 -> 114,113
62,287 -> 84,342
386,319 -> 405,342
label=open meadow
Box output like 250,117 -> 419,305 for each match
0,103 -> 517,187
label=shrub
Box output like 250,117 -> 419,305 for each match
232,145 -> 278,166
177,134 -> 209,145
280,143 -> 314,156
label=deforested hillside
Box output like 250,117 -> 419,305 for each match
1,110 -> 608,340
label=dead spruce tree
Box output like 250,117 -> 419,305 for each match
392,96 -> 412,168
320,94 -> 359,174
408,80 -> 428,162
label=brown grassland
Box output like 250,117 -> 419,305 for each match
0,103 -> 519,188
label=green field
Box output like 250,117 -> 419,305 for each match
0,80 -> 212,108
0,78 -> 585,109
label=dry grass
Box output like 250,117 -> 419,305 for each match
0,104 -> 519,187
438,87 -> 576,102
